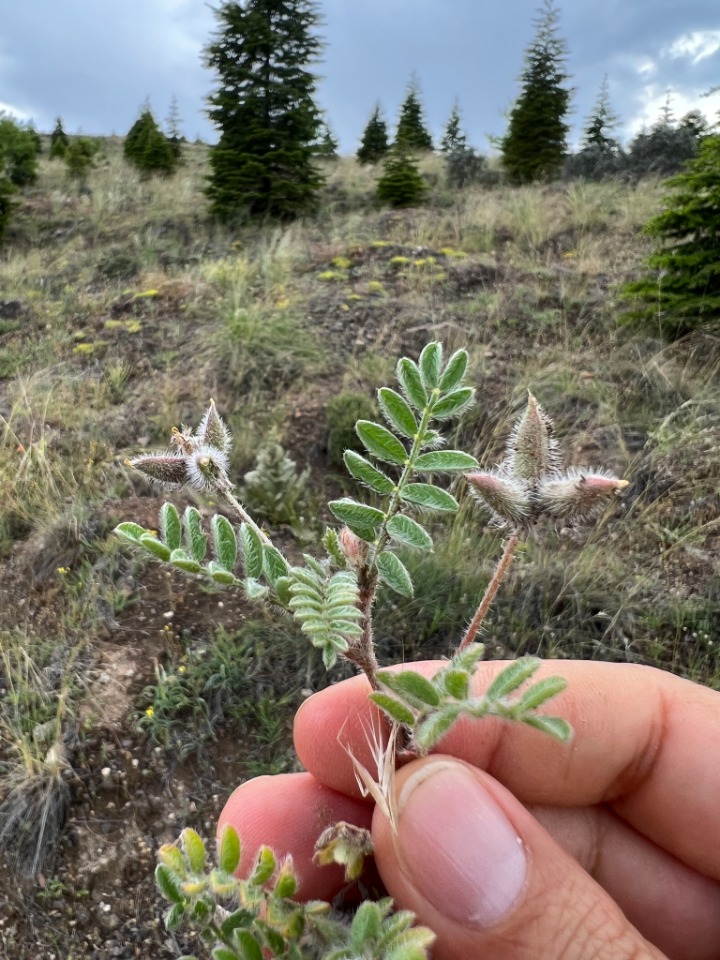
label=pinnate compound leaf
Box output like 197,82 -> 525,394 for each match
183,506 -> 208,562
377,670 -> 441,708
517,676 -> 568,712
356,420 -> 408,465
386,514 -> 433,551
378,387 -> 419,439
431,386 -> 474,420
227,932 -> 263,960
376,551 -> 413,597
418,342 -> 442,389
169,549 -> 202,574
156,864 -> 183,904
414,450 -> 478,472
240,523 -> 263,579
399,483 -> 458,512
523,714 -> 573,742
414,705 -> 463,750
115,521 -> 146,544
139,534 -> 171,561
438,348 -> 469,392
396,357 -> 428,411
181,829 -> 206,874
486,657 -> 541,700
343,450 -> 395,495
220,909 -> 254,937
160,503 -> 182,551
218,825 -> 241,875
369,693 -> 416,727
211,514 -> 237,572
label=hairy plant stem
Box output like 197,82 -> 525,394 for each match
352,396 -> 439,689
458,528 -> 522,651
215,475 -> 271,545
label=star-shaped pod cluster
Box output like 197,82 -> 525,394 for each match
466,393 -> 628,528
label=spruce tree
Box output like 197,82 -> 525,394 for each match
49,117 -> 69,159
315,119 -> 339,159
501,0 -> 571,184
622,133 -> 720,337
394,78 -> 433,152
165,94 -> 185,163
0,116 -> 39,187
441,100 -> 467,154
65,137 -> 97,191
205,0 -> 324,221
124,107 -> 177,178
357,104 -> 389,164
376,144 -> 426,208
582,76 -> 619,152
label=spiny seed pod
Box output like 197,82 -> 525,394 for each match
537,471 -> 629,523
506,392 -> 559,483
465,471 -> 531,524
127,453 -> 189,487
196,400 -> 231,456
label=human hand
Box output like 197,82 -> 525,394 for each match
218,660 -> 720,960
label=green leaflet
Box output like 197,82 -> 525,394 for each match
438,348 -> 469,392
378,387 -> 419,439
211,514 -> 237,572
418,342 -> 442,389
139,533 -> 171,561
155,864 -> 183,904
183,506 -> 208,562
169,548 -> 202,574
368,693 -> 416,727
263,544 -> 289,585
486,657 -> 541,699
399,483 -> 458,512
414,450 -> 478,471
523,714 -> 573,742
160,503 -> 182,551
114,521 -> 146,543
414,705 -> 463,750
377,670 -> 440,709
328,498 -> 385,531
430,386 -> 474,420
181,828 -> 206,874
517,676 -> 568,711
217,825 -> 241,875
386,514 -> 433,551
240,522 -> 263,579
396,357 -> 427,411
376,551 -> 413,597
355,420 -> 408,465
343,451 -> 395,495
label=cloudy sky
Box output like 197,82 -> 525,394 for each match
1,1 -> 719,152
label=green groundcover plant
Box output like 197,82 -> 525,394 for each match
118,342 -> 628,959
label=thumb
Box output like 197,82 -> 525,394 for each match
372,755 -> 665,960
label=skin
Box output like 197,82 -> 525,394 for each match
219,660 -> 720,960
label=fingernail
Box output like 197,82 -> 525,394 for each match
396,760 -> 527,927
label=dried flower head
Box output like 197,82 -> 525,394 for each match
505,392 -> 559,482
537,470 -> 630,523
465,471 -> 531,525
313,821 -> 374,882
196,399 -> 232,455
126,453 -> 190,488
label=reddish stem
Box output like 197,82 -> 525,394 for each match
458,529 -> 521,651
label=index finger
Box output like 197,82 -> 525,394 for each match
294,659 -> 720,879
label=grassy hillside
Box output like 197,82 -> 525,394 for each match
0,143 -> 718,956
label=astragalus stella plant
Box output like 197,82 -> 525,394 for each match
117,341 -> 628,960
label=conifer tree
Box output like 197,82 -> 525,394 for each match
394,78 -> 433,152
49,117 -> 69,159
376,143 -> 426,208
501,0 -> 571,184
0,116 -> 39,187
124,107 -> 177,178
622,133 -> 720,337
582,76 -> 619,152
165,94 -> 184,163
65,137 -> 97,192
441,100 -> 467,153
315,119 -> 339,159
205,0 -> 324,221
357,104 -> 389,164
